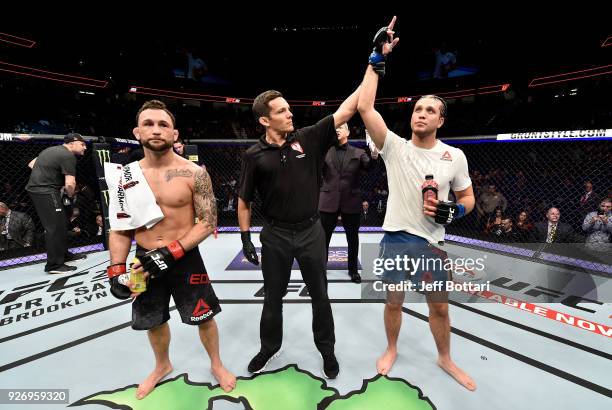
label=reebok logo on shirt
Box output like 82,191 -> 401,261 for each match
291,142 -> 304,154
440,151 -> 452,161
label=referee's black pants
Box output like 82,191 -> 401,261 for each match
320,211 -> 360,275
259,220 -> 335,356
29,191 -> 68,271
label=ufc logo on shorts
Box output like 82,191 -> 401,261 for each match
151,253 -> 168,270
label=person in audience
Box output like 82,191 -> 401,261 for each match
515,210 -> 534,241
485,207 -> 504,235
534,207 -> 575,243
582,198 -> 611,251
0,201 -> 35,250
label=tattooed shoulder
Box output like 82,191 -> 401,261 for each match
194,167 -> 217,227
165,168 -> 194,182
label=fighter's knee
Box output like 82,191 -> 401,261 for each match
198,318 -> 215,329
428,302 -> 448,317
385,302 -> 403,312
148,322 -> 169,333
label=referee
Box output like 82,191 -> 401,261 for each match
238,87 -> 361,379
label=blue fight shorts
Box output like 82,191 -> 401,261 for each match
378,231 -> 451,287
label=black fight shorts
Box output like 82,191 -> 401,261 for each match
131,245 -> 221,330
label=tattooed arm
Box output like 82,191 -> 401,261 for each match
175,167 -> 217,251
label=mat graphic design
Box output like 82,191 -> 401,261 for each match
226,247 -> 362,271
71,365 -> 436,410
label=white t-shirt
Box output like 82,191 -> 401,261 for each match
380,130 -> 472,243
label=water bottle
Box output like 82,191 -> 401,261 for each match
130,257 -> 147,293
421,175 -> 438,205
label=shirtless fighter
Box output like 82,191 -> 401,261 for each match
107,100 -> 236,399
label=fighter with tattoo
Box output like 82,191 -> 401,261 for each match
107,100 -> 236,399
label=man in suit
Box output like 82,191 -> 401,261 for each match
577,181 -> 600,220
534,207 -> 575,243
360,201 -> 376,226
319,123 -> 376,283
0,202 -> 35,250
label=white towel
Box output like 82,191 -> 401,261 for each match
104,161 -> 164,230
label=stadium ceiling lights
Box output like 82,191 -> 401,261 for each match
0,32 -> 35,48
377,84 -> 511,105
529,64 -> 612,87
128,83 -> 511,107
0,60 -> 108,88
128,86 -> 252,104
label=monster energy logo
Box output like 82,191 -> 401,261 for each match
96,149 -> 110,166
101,190 -> 109,206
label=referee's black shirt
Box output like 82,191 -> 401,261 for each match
239,115 -> 336,223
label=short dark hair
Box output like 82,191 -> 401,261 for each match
136,100 -> 176,127
418,95 -> 448,118
252,90 -> 283,121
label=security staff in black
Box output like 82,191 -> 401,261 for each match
238,88 -> 361,379
26,133 -> 88,274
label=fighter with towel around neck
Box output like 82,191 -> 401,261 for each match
106,100 -> 236,399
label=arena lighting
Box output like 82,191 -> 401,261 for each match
0,60 -> 108,88
0,32 -> 36,48
128,86 -> 252,104
601,35 -> 611,47
128,83 -> 510,107
529,64 -> 612,87
376,84 -> 511,105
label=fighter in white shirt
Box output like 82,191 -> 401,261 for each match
358,17 -> 477,391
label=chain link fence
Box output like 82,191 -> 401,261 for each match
0,135 -> 104,267
1,132 -> 610,272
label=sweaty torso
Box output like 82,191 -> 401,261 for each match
135,157 -> 199,250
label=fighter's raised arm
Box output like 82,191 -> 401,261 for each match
357,16 -> 399,151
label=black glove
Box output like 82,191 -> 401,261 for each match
368,26 -> 390,77
107,264 -> 131,300
371,61 -> 386,78
241,231 -> 259,265
140,240 -> 185,279
62,195 -> 73,207
434,201 -> 466,225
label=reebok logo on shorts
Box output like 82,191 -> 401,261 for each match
191,298 -> 213,322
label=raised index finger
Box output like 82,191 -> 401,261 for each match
388,16 -> 397,31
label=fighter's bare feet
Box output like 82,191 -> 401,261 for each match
437,358 -> 476,391
212,364 -> 236,392
136,363 -> 173,400
376,348 -> 397,375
